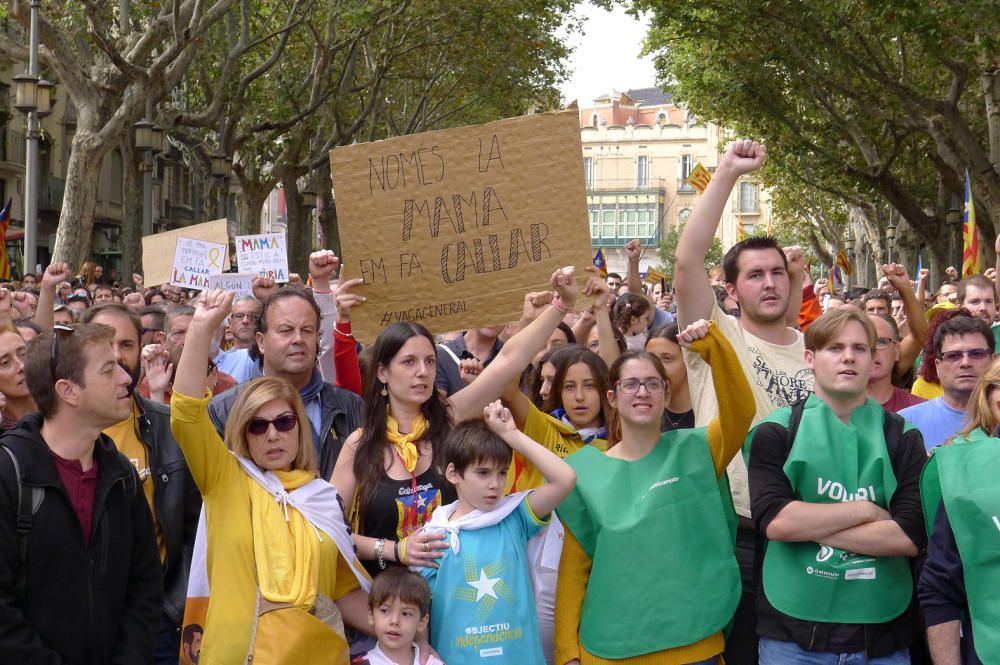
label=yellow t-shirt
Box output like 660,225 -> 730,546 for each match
104,403 -> 165,561
505,402 -> 607,494
171,390 -> 359,664
911,376 -> 944,400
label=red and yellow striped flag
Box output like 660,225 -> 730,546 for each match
0,198 -> 13,280
963,171 -> 980,276
686,163 -> 712,192
737,211 -> 745,242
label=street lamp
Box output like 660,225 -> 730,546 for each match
134,111 -> 164,236
19,0 -> 45,275
35,79 -> 54,118
211,152 -> 231,220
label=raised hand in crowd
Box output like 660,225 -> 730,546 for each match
783,245 -> 805,326
173,290 -> 233,399
502,290 -> 553,341
334,267 -> 365,324
459,357 -> 483,386
880,263 -> 927,377
123,291 -> 145,311
985,267 -> 997,281
287,273 -> 303,288
132,273 -> 144,289
251,275 -> 278,302
142,344 -> 173,404
0,288 -> 13,325
676,318 -> 711,348
814,277 -> 830,296
10,291 -> 34,320
945,265 -> 959,281
34,261 -> 72,330
308,249 -> 340,293
580,265 -> 619,367
625,238 -> 643,295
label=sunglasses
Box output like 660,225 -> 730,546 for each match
50,324 -> 76,382
246,414 -> 298,436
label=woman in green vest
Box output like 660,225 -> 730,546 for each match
554,319 -> 755,665
919,358 -> 1000,665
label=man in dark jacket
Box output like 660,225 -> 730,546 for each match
748,308 -> 926,663
208,287 -> 362,478
83,303 -> 201,664
0,322 -> 162,664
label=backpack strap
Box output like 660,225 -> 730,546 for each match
1,444 -> 40,600
783,397 -> 808,447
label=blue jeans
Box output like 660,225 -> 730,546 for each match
759,638 -> 910,665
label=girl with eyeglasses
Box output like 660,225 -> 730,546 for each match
170,290 -> 372,664
554,319 -> 755,665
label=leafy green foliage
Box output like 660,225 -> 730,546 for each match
658,222 -> 723,276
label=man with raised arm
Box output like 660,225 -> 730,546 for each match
673,139 -> 814,664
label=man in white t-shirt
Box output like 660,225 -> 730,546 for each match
674,139 -> 814,665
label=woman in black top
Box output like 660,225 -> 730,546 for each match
646,324 -> 695,431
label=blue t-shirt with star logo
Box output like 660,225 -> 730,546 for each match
420,501 -> 548,664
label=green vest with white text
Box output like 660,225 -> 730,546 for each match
755,396 -> 913,624
933,430 -> 1000,665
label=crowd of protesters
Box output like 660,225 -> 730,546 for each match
2,140 -> 999,665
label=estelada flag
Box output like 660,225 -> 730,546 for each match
593,248 -> 608,278
836,250 -> 853,276
737,211 -> 745,242
0,198 -> 12,280
686,163 -> 712,193
963,170 -> 980,276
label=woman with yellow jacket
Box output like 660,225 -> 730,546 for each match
171,290 -> 372,664
555,320 -> 755,665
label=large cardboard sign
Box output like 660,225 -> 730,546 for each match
329,110 -> 592,343
141,219 -> 230,286
235,232 -> 289,282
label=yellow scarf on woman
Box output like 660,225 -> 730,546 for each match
385,414 -> 428,473
248,469 -> 320,608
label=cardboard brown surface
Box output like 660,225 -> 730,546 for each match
142,219 -> 231,287
329,110 -> 592,343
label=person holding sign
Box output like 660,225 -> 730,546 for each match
918,358 -> 1000,665
331,267 -> 584,579
169,290 -> 373,665
747,309 -> 926,664
554,319 -> 754,665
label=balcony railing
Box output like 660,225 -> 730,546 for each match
586,177 -> 666,192
0,128 -> 25,165
39,177 -> 65,211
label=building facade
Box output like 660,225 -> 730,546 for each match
577,88 -> 772,276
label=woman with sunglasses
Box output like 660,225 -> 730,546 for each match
331,267 -> 582,578
554,319 -> 755,665
170,290 -> 372,665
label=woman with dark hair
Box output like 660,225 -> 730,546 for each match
646,323 -> 695,431
330,267 -> 582,578
555,320 -> 755,665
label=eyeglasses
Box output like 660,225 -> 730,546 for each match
246,414 -> 298,436
50,324 -> 76,382
615,378 -> 667,394
939,348 -> 992,364
875,337 -> 897,350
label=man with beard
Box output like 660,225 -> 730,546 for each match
81,303 -> 201,664
900,315 -> 995,450
674,139 -> 814,665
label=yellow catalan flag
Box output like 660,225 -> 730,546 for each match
686,163 -> 712,193
963,170 -> 980,276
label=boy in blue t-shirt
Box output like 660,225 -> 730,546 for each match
418,400 -> 577,664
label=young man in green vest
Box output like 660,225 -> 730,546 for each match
748,307 -> 928,664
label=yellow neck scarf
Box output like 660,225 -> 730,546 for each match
249,469 -> 320,608
385,413 -> 428,473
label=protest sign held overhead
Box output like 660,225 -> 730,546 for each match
171,237 -> 226,290
207,273 -> 255,298
141,218 -> 230,286
236,232 -> 289,282
329,110 -> 593,343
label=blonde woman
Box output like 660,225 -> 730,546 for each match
171,290 -> 373,664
